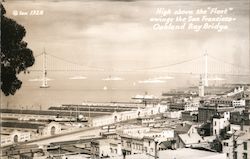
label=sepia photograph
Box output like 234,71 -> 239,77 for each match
1,0 -> 250,158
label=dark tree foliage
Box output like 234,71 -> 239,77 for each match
1,4 -> 35,95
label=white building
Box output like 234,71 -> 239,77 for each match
118,125 -> 150,136
184,97 -> 200,111
144,129 -> 174,139
212,113 -> 230,136
39,122 -> 62,136
232,99 -> 245,107
227,86 -> 244,97
90,104 -> 168,127
97,139 -> 122,158
1,130 -> 31,146
163,110 -> 182,119
136,116 -> 155,125
1,121 -> 62,139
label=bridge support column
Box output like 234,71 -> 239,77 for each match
204,52 -> 208,87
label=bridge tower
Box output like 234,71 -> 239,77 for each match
204,52 -> 208,87
40,49 -> 49,88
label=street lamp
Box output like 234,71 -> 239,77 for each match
154,139 -> 158,159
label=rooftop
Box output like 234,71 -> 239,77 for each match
110,148 -> 226,159
175,123 -> 192,134
178,132 -> 206,145
158,148 -> 226,159
1,121 -> 46,129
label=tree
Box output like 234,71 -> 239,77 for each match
1,4 -> 35,95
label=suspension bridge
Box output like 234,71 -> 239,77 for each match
28,50 -> 250,88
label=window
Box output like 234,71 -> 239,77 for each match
243,153 -> 247,159
234,152 -> 237,159
243,142 -> 247,150
51,126 -> 56,135
13,135 -> 18,143
234,141 -> 237,148
150,148 -> 153,152
149,141 -> 151,146
128,142 -> 131,148
224,142 -> 229,146
214,121 -> 216,126
227,153 -> 229,157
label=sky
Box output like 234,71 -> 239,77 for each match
1,0 -> 250,107
3,0 -> 250,72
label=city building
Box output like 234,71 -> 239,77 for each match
142,136 -> 157,157
178,132 -> 208,148
163,110 -> 182,119
212,113 -> 230,136
222,130 -> 249,159
90,139 -> 122,158
144,128 -> 174,139
118,125 -> 150,136
198,103 -> 233,123
158,148 -> 227,159
1,130 -> 31,146
168,97 -> 200,111
175,122 -> 209,148
120,134 -> 143,155
210,98 -> 245,107
136,116 -> 155,125
182,111 -> 198,122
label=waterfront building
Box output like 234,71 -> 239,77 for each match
1,130 -> 31,146
90,104 -> 168,127
1,121 -> 62,139
227,86 -> 245,97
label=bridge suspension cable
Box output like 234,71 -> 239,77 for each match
28,50 -> 250,88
